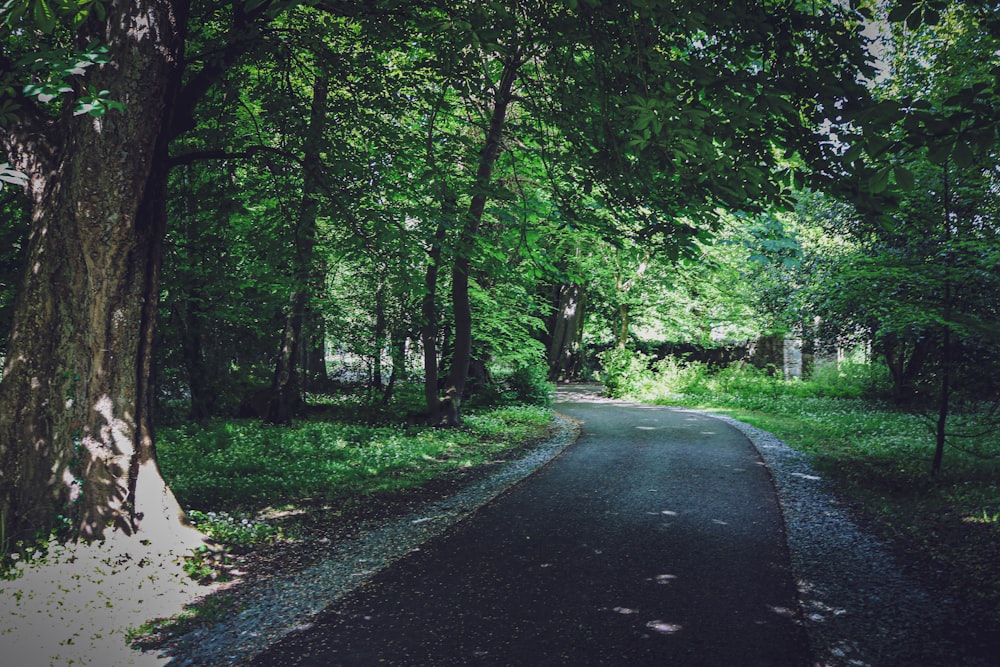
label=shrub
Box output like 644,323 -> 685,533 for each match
599,347 -> 651,398
503,361 -> 553,406
806,359 -> 889,399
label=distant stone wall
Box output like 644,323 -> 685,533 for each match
749,334 -> 804,379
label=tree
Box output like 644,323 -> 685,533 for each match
836,0 -> 1000,472
265,65 -> 328,424
0,0 -> 302,546
0,0 -> 202,547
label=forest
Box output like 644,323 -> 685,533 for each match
1,0 -> 999,659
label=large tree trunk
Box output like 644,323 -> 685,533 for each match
266,71 -> 328,425
0,0 -> 198,545
441,52 -> 521,426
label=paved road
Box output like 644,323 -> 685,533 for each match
250,385 -> 812,666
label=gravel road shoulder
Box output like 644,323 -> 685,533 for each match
706,412 -> 993,667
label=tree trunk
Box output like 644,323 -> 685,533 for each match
266,71 -> 329,425
421,223 -> 448,420
882,334 -> 934,406
441,52 -> 521,426
615,304 -> 630,349
179,288 -> 215,423
299,307 -> 330,392
547,283 -> 586,381
373,280 -> 387,393
382,325 -> 408,405
932,328 -> 951,475
0,0 -> 199,545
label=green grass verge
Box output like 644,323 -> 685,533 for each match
157,404 -> 553,528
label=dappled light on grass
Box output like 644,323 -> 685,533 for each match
156,405 -> 552,513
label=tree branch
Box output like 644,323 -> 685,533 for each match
168,145 -> 299,167
170,3 -> 278,139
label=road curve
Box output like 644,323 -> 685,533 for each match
249,384 -> 811,666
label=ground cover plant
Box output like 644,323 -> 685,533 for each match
158,402 -> 553,517
602,351 -> 1000,624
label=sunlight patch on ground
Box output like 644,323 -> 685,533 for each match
0,530 -> 213,666
646,620 -> 683,635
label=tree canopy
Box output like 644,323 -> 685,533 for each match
0,0 -> 996,549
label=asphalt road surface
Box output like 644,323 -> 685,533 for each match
249,385 -> 812,666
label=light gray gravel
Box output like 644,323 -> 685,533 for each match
161,401 -> 989,666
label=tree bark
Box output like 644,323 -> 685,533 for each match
615,304 -> 631,350
421,223 -> 449,420
0,0 -> 197,544
299,307 -> 330,392
266,71 -> 329,425
372,280 -> 387,392
382,326 -> 409,405
441,52 -> 521,426
179,288 -> 215,423
547,283 -> 586,381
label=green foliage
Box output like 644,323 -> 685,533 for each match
0,188 -> 28,355
181,544 -> 225,582
597,347 -> 649,399
157,405 -> 552,512
499,360 -> 553,407
1,0 -> 106,33
185,510 -> 280,549
126,593 -> 240,649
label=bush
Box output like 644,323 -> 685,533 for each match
503,361 -> 553,406
806,359 -> 889,399
598,347 -> 651,398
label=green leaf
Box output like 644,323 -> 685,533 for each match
887,5 -> 910,22
951,140 -> 974,168
868,167 -> 890,194
892,166 -> 915,190
33,0 -> 56,33
927,141 -> 952,165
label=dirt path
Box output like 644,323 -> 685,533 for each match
247,385 -> 811,666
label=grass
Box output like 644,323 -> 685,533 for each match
157,403 -> 553,516
610,353 -> 1000,622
